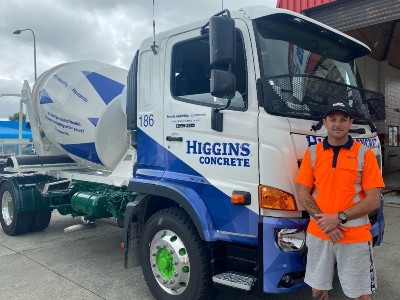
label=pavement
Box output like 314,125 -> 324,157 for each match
0,204 -> 399,299
383,170 -> 400,196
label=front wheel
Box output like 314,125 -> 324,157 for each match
140,207 -> 215,300
0,181 -> 33,236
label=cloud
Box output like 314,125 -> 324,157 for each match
0,79 -> 24,120
0,0 -> 277,119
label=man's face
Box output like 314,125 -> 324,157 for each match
323,111 -> 353,140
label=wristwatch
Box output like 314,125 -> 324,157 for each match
338,211 -> 347,224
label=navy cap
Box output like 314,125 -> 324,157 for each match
323,101 -> 352,119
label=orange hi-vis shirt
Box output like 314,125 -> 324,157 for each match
295,136 -> 385,243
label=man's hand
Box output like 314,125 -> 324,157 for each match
325,227 -> 344,242
315,213 -> 342,233
316,213 -> 347,242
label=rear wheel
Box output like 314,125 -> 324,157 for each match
30,210 -> 52,232
0,182 -> 33,235
0,162 -> 6,173
140,207 -> 215,300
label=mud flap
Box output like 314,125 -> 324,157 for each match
124,196 -> 145,269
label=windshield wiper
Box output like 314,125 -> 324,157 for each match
311,120 -> 323,132
349,128 -> 366,134
368,121 -> 377,133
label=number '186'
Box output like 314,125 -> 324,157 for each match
139,114 -> 154,127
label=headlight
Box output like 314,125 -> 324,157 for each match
276,228 -> 306,252
259,185 -> 297,211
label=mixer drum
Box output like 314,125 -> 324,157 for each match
32,60 -> 129,170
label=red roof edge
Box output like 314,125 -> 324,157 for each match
276,0 -> 336,13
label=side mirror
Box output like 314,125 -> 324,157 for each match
211,109 -> 224,132
208,12 -> 236,133
210,70 -> 236,132
209,16 -> 236,67
210,69 -> 236,99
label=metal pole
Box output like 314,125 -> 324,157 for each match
18,100 -> 23,154
13,28 -> 37,81
32,30 -> 37,81
151,0 -> 158,54
153,0 -> 155,42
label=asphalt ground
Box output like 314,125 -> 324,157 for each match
1,202 -> 399,300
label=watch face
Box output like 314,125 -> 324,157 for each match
339,212 -> 347,221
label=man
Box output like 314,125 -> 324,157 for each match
296,101 -> 384,300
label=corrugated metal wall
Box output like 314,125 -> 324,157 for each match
276,0 -> 335,13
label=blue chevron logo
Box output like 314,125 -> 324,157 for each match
59,142 -> 102,165
39,89 -> 53,104
82,71 -> 125,105
87,117 -> 99,127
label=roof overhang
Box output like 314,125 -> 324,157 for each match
302,0 -> 400,69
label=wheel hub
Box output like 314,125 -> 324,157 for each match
150,230 -> 190,295
156,248 -> 174,278
1,191 -> 13,226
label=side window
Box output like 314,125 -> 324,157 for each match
171,31 -> 247,110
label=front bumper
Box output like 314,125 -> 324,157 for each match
261,216 -> 309,294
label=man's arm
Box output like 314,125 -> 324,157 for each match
343,187 -> 381,220
297,183 -> 344,242
296,183 -> 323,219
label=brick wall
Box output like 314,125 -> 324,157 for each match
356,57 -> 400,173
384,64 -> 400,172
356,56 -> 400,173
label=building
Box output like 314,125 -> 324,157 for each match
277,0 -> 400,174
0,121 -> 33,155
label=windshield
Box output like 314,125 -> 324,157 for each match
254,14 -> 385,122
259,38 -> 358,85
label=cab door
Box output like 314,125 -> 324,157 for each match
162,20 -> 260,241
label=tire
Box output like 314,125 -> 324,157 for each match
140,207 -> 215,300
0,181 -> 33,236
30,210 -> 52,232
0,162 -> 6,173
117,217 -> 124,228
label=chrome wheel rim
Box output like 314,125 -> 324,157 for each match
149,229 -> 190,295
1,191 -> 13,226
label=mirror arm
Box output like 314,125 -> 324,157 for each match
215,99 -> 232,113
200,9 -> 231,35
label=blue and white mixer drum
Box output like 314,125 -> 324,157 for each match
32,60 -> 129,170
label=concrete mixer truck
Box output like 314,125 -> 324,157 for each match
0,6 -> 386,299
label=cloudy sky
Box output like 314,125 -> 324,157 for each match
0,0 -> 277,120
